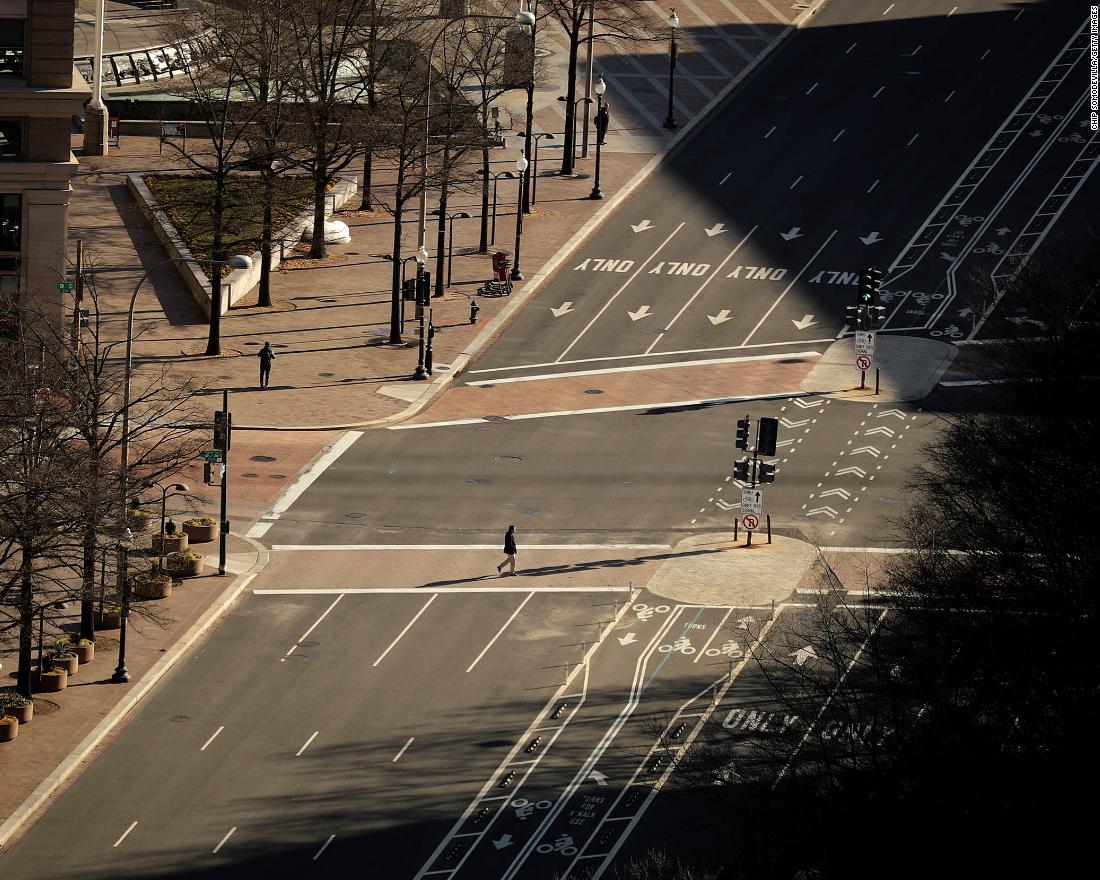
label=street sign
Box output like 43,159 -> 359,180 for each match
742,513 -> 760,531
56,281 -> 75,293
200,450 -> 222,462
854,331 -> 875,356
855,354 -> 872,371
740,486 -> 764,516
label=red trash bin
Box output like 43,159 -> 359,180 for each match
491,251 -> 511,283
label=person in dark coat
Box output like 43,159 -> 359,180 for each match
258,341 -> 275,388
497,525 -> 517,576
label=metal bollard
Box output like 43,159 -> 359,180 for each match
734,517 -> 739,541
875,368 -> 880,395
470,300 -> 480,324
767,514 -> 772,544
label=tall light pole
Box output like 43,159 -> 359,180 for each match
417,5 -> 536,249
490,170 -> 516,245
511,152 -> 529,282
412,245 -> 430,380
516,131 -> 555,204
555,97 -> 592,167
445,211 -> 472,287
155,482 -> 190,576
664,9 -> 680,130
580,0 -> 596,159
83,0 -> 109,155
110,528 -> 134,684
590,78 -> 609,200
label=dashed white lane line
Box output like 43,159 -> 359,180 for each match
833,129 -> 845,142
113,821 -> 138,848
948,5 -> 958,15
466,592 -> 534,672
944,90 -> 956,103
282,594 -> 344,662
805,82 -> 818,95
907,133 -> 920,146
200,726 -> 224,752
213,827 -> 236,854
867,179 -> 880,194
372,595 -> 437,667
882,3 -> 894,14
845,41 -> 857,54
1013,8 -> 1023,20
392,737 -> 416,763
980,48 -> 990,60
719,172 -> 732,185
741,230 -> 837,346
873,86 -> 885,98
296,731 -> 320,757
313,835 -> 336,861
790,176 -> 803,189
907,44 -> 922,57
765,125 -> 776,138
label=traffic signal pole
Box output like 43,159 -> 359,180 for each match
218,390 -> 230,577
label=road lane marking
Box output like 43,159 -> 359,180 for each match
944,90 -> 955,103
765,125 -> 776,138
719,172 -> 731,185
213,827 -> 236,854
555,222 -> 684,364
644,228 -> 757,354
845,42 -> 857,54
805,82 -> 818,95
866,179 -> 879,194
882,3 -> 894,13
741,230 -> 837,346
789,176 -> 802,189
467,592 -> 535,672
872,86 -> 884,98
393,737 -> 415,762
296,731 -> 319,757
113,821 -> 138,848
297,594 -> 344,643
832,129 -> 844,142
373,595 -> 437,667
980,48 -> 990,60
694,607 -> 733,663
907,133 -> 919,146
269,543 -> 670,551
200,726 -> 224,752
313,835 -> 336,861
247,431 -> 363,536
257,587 -> 649,595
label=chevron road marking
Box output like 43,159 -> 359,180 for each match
806,506 -> 838,518
780,416 -> 809,428
878,409 -> 907,419
851,446 -> 881,457
863,426 -> 896,437
835,466 -> 867,478
792,398 -> 823,408
819,488 -> 851,500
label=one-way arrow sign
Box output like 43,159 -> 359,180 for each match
708,309 -> 734,325
860,231 -> 883,245
780,226 -> 803,241
628,306 -> 653,321
792,314 -> 817,330
631,219 -> 654,233
493,834 -> 514,850
551,301 -> 574,317
705,222 -> 726,237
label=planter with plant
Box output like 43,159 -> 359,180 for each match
168,549 -> 204,578
32,667 -> 67,693
52,641 -> 79,677
182,516 -> 218,543
68,637 -> 95,664
0,714 -> 18,743
1,689 -> 32,724
127,505 -> 155,533
132,570 -> 173,599
152,531 -> 188,555
95,604 -> 122,629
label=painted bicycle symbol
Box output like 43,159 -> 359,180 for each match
1036,114 -> 1062,125
1058,132 -> 1085,143
956,214 -> 985,227
511,798 -> 553,820
633,603 -> 671,621
705,639 -> 744,658
537,834 -> 579,856
973,242 -> 1004,255
659,636 -> 697,655
930,327 -> 964,339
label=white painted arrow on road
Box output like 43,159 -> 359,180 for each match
859,231 -> 883,245
780,416 -> 809,428
864,426 -> 896,437
550,301 -> 574,317
835,466 -> 867,477
493,834 -> 514,850
806,506 -> 838,518
792,314 -> 818,330
628,306 -> 653,321
851,445 -> 881,457
631,219 -> 654,233
705,222 -> 727,237
790,645 -> 817,666
995,226 -> 1011,236
958,307 -> 974,317
940,251 -> 956,261
588,771 -> 609,786
715,499 -> 738,511
819,488 -> 851,500
618,632 -> 638,646
878,409 -> 906,420
1007,316 -> 1043,326
708,309 -> 734,325
780,226 -> 804,241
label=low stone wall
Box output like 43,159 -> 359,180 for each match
126,173 -> 359,318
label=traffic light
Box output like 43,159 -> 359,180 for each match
402,278 -> 417,301
756,417 -> 779,457
735,417 -> 751,451
78,307 -> 90,328
758,462 -> 776,484
859,266 -> 882,306
734,459 -> 751,482
213,411 -> 231,452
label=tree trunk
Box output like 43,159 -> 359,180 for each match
361,148 -> 373,211
310,172 -> 329,259
17,570 -> 33,699
259,171 -> 274,308
479,145 -> 490,253
389,172 -> 405,345
205,180 -> 225,356
560,26 -> 581,175
434,146 -> 450,298
80,523 -> 97,643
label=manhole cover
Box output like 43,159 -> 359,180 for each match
169,715 -> 190,722
272,474 -> 286,480
483,415 -> 506,421
584,389 -> 604,395
345,511 -> 367,518
241,473 -> 258,478
250,455 -> 276,462
494,456 -> 522,462
271,343 -> 289,348
319,372 -> 335,377
466,478 -> 489,485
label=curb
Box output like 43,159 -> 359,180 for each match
0,534 -> 271,852
235,0 -> 828,433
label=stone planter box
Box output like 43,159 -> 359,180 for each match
169,556 -> 204,578
32,669 -> 67,693
0,717 -> 17,742
5,702 -> 32,725
152,533 -> 189,554
127,509 -> 155,533
95,607 -> 122,630
75,642 -> 95,664
133,575 -> 173,599
182,521 -> 218,543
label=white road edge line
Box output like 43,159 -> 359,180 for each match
556,222 -> 685,363
113,821 -> 138,848
373,595 -> 437,667
467,592 -> 535,672
393,737 -> 415,763
313,834 -> 336,861
255,586 -> 645,595
296,731 -> 320,757
741,231 -> 837,346
200,726 -> 224,752
212,827 -> 236,854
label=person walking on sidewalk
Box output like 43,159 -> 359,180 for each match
257,341 -> 275,388
497,525 -> 518,576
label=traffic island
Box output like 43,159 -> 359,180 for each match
804,336 -> 957,402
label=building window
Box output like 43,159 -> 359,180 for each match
0,194 -> 20,252
0,119 -> 21,159
0,19 -> 23,77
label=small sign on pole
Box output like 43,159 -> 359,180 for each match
56,281 -> 75,293
854,331 -> 875,356
742,513 -> 760,532
740,487 -> 764,517
855,354 -> 872,371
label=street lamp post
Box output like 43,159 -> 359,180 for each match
412,245 -> 430,380
155,482 -> 190,575
590,78 -> 609,200
511,152 -> 529,282
490,170 -> 516,245
664,10 -> 680,130
516,131 -> 555,204
110,528 -> 134,684
555,97 -> 592,166
446,211 -> 472,287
